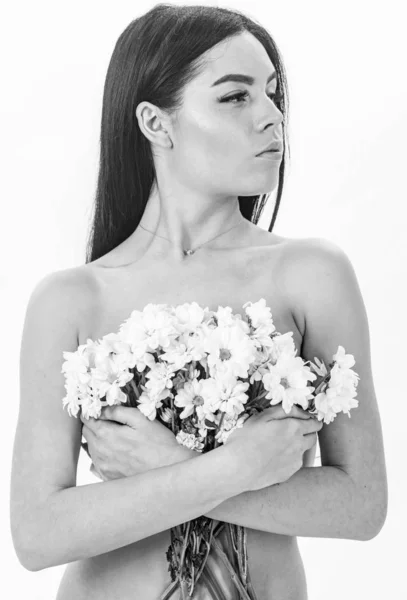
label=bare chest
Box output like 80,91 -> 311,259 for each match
80,243 -> 304,357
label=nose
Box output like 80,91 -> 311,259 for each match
268,103 -> 284,126
259,102 -> 284,132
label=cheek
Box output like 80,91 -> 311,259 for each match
174,109 -> 256,186
179,109 -> 239,162
185,129 -> 247,185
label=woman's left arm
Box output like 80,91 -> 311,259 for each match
202,238 -> 388,540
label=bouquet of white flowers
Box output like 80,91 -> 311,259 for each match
61,298 -> 359,600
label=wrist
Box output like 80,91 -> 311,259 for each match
175,445 -> 199,462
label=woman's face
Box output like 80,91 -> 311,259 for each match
164,31 -> 284,197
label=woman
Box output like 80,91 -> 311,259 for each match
10,4 -> 387,600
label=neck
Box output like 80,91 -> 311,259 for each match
135,181 -> 248,259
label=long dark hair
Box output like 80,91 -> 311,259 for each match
85,3 -> 291,264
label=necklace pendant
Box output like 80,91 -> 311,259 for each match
184,249 -> 195,256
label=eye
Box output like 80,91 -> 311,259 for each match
220,90 -> 283,106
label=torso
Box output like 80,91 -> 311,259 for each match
56,225 -> 315,600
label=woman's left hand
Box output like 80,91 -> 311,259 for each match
80,405 -> 195,481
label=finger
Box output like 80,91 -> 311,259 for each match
81,428 -> 99,459
86,419 -> 124,444
80,414 -> 101,431
79,411 -> 99,422
98,408 -> 110,420
90,462 -> 106,481
100,406 -> 125,422
250,406 -> 281,421
81,425 -> 96,443
303,431 -> 318,451
82,419 -> 101,435
261,404 -> 310,421
286,405 -> 311,419
301,418 -> 323,435
103,405 -> 146,427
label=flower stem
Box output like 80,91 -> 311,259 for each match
235,526 -> 245,585
313,373 -> 330,394
191,519 -> 216,589
210,536 -> 252,600
179,521 -> 191,568
226,523 -> 238,556
160,520 -> 259,600
200,563 -> 230,600
177,521 -> 192,598
237,526 -> 247,586
159,579 -> 179,600
245,569 -> 259,600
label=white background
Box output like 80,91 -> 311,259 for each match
2,1 -> 406,598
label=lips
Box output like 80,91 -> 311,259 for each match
256,141 -> 283,155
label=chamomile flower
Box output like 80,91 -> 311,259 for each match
204,323 -> 257,380
262,353 -> 316,413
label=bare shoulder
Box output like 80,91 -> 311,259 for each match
272,236 -> 353,337
278,235 -> 351,274
27,264 -> 99,344
280,236 -> 354,287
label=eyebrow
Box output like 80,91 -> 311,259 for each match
211,72 -> 277,87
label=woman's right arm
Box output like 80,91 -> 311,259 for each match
10,269 -> 246,572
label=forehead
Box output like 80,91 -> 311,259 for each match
195,31 -> 277,85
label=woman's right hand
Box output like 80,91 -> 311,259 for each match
224,404 -> 323,492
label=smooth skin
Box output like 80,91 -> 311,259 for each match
10,29 -> 387,600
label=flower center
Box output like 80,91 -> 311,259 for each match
219,348 -> 231,361
280,377 -> 289,388
192,395 -> 204,406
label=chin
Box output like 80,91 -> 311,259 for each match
239,178 -> 279,197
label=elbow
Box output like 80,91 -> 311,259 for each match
18,554 -> 45,573
11,517 -> 50,572
13,537 -> 46,572
12,490 -> 73,571
16,548 -> 60,573
13,531 -> 56,572
356,487 -> 388,541
357,506 -> 387,541
341,467 -> 388,541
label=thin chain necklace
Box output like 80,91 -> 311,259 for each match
138,218 -> 244,256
